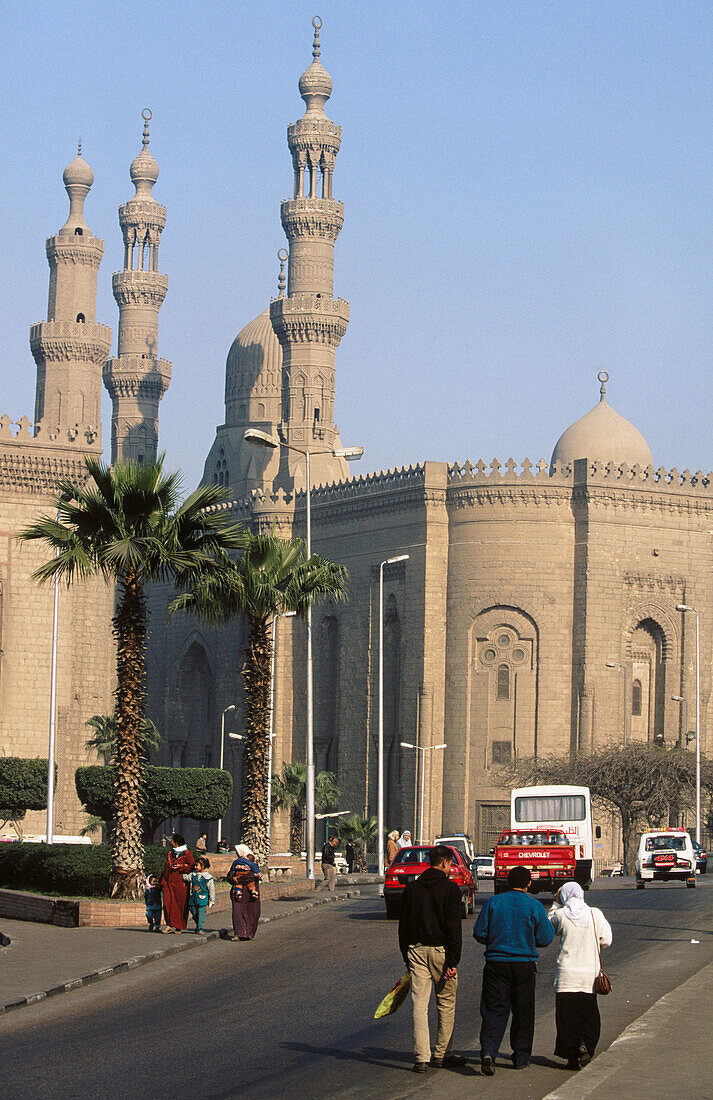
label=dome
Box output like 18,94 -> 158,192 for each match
63,153 -> 94,189
299,16 -> 332,114
225,309 -> 282,408
130,147 -> 159,195
551,374 -> 653,469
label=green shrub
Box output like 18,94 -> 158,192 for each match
75,766 -> 233,841
0,758 -> 50,823
0,843 -> 174,898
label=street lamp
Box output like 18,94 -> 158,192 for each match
605,662 -> 629,746
378,554 -> 409,875
400,741 -> 447,844
46,544 -> 60,845
671,695 -> 689,750
676,604 -> 701,844
244,429 -> 363,880
218,705 -> 239,847
266,610 -> 296,857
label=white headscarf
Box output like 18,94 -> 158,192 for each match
559,881 -> 591,926
397,831 -> 412,849
235,844 -> 251,858
388,830 -> 399,842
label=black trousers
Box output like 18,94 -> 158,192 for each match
479,961 -> 537,1064
554,992 -> 601,1062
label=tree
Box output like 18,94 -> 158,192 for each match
505,744 -> 699,873
271,762 -> 340,855
0,758 -> 49,837
85,713 -> 163,765
75,765 -> 233,843
19,456 -> 243,897
170,529 -> 348,863
334,814 -> 378,872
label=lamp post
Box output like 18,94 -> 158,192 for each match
378,554 -> 409,875
218,705 -> 237,847
676,604 -> 701,844
244,428 -> 363,879
46,550 -> 60,845
605,662 -> 629,746
400,741 -> 447,844
266,610 -> 296,857
671,695 -> 688,750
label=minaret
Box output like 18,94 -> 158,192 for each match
269,16 -> 350,488
30,144 -> 111,448
103,109 -> 171,464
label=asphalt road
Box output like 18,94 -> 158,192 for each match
2,877 -> 713,1100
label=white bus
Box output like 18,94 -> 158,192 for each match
510,785 -> 594,887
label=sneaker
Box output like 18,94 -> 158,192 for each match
431,1053 -> 466,1068
412,1062 -> 429,1074
578,1044 -> 591,1069
481,1055 -> 495,1076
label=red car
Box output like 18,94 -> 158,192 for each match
383,845 -> 477,920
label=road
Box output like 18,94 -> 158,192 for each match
1,877 -> 712,1099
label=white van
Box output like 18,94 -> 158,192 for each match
434,833 -> 475,862
635,829 -> 696,889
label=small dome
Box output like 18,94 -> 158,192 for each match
225,309 -> 282,412
551,374 -> 653,469
63,153 -> 94,189
299,16 -> 332,114
130,147 -> 159,194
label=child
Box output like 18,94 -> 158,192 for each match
183,857 -> 215,934
144,874 -> 162,932
228,846 -> 261,904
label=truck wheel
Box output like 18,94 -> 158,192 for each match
636,882 -> 645,890
687,877 -> 696,889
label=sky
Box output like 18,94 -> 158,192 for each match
3,1 -> 713,487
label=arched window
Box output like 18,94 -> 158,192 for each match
497,664 -> 510,701
74,227 -> 83,236
632,679 -> 642,716
76,313 -> 85,323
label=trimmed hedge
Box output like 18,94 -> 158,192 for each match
75,766 -> 233,839
0,758 -> 49,820
0,843 -> 175,898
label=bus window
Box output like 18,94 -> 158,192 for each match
514,795 -> 586,822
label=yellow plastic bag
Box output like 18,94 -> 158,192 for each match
374,970 -> 411,1018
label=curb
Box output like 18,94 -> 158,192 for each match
0,889 -> 361,1016
542,957 -> 713,1099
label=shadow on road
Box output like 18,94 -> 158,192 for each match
280,1041 -> 415,1071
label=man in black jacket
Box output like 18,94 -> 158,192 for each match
316,835 -> 338,891
398,845 -> 464,1073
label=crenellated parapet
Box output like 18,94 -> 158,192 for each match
111,270 -> 168,308
30,320 -> 111,366
280,198 -> 344,240
269,293 -> 349,347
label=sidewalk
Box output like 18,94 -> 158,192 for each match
0,886 -> 362,1013
543,958 -> 713,1100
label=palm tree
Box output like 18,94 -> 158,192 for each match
271,762 -> 340,854
85,713 -> 163,764
335,814 -> 378,872
170,529 -> 348,863
19,456 -> 243,898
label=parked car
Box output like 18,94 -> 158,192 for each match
471,855 -> 495,879
383,845 -> 477,919
434,833 -> 475,861
692,840 -> 708,874
635,829 -> 696,889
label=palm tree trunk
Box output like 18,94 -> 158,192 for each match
109,572 -> 147,898
290,807 -> 303,856
240,614 -> 272,864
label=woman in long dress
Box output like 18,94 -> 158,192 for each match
160,833 -> 195,933
548,882 -> 613,1069
228,844 -> 261,941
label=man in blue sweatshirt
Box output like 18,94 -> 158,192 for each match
473,865 -> 554,1074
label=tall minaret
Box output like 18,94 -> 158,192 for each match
103,109 -> 171,464
269,16 -> 350,488
30,144 -> 111,449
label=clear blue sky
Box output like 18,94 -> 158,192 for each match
3,1 -> 713,486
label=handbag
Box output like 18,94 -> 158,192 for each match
593,915 -> 612,995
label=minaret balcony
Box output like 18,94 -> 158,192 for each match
29,320 -> 112,365
119,200 -> 167,232
45,236 -> 105,266
281,198 -> 344,240
112,270 -> 168,307
288,118 -> 341,143
103,355 -> 172,400
270,294 -> 349,347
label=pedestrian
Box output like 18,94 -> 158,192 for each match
196,833 -> 207,853
398,844 -> 465,1074
473,865 -> 555,1075
144,873 -> 162,932
160,833 -> 195,933
386,830 -> 400,865
228,844 -> 261,940
398,830 -> 413,850
548,882 -> 612,1070
183,856 -> 216,935
317,835 -> 338,891
345,839 -> 356,873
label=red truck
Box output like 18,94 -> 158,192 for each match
493,829 -> 576,895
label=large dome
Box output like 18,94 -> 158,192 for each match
225,309 -> 282,407
551,374 -> 653,469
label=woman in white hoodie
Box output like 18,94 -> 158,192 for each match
548,882 -> 612,1070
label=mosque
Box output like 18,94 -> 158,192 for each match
2,20 -> 710,859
